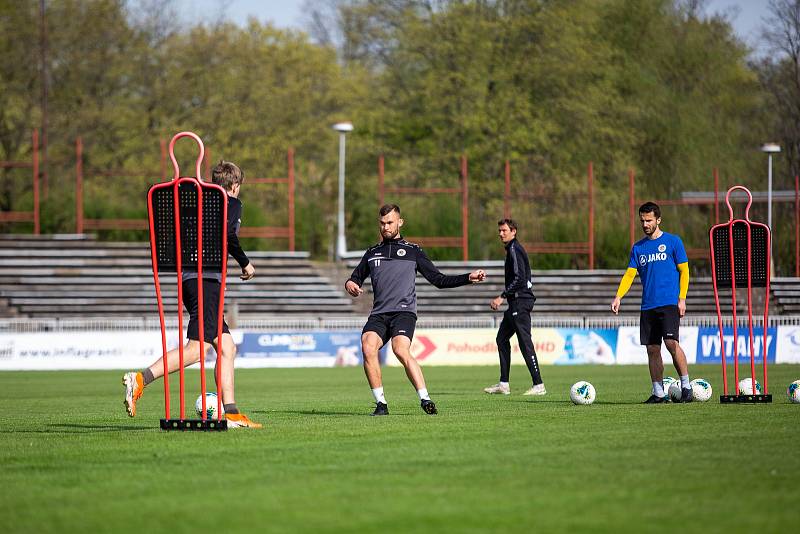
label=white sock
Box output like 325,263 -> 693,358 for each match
680,375 -> 690,389
371,387 -> 386,404
653,381 -> 665,397
417,388 -> 430,401
500,381 -> 509,388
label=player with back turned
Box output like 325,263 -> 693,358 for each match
346,204 -> 486,416
611,202 -> 693,403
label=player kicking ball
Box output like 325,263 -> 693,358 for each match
346,204 -> 485,416
611,202 -> 693,403
123,161 -> 262,427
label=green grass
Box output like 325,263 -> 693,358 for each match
1,364 -> 798,533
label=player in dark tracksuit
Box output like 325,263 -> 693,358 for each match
123,161 -> 261,428
485,218 -> 545,396
346,204 -> 486,416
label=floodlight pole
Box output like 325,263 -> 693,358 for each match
333,122 -> 353,259
761,143 -> 780,274
761,143 -> 780,232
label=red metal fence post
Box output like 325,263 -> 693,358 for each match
588,161 -> 594,269
32,130 -> 40,234
288,148 -> 295,252
160,139 -> 167,182
713,167 -> 720,225
629,168 -> 635,248
378,155 -> 385,207
75,137 -> 83,234
504,160 -> 510,219
461,155 -> 469,261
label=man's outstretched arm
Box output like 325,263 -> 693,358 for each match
416,249 -> 482,288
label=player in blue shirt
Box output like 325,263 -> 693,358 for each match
611,202 -> 693,403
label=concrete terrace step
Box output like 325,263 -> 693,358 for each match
0,275 -> 335,285
16,304 -> 353,314
0,235 -> 350,318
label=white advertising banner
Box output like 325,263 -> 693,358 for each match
1,325 -> 796,370
386,327 -> 617,367
615,326 -> 698,365
776,325 -> 800,364
387,328 -> 503,366
0,331 -> 181,370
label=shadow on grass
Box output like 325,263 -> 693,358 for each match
505,398 -> 650,406
35,423 -> 149,433
5,423 -> 148,434
260,408 -> 422,418
255,409 -> 364,417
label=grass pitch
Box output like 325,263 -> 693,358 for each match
1,364 -> 798,533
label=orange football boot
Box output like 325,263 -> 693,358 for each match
225,413 -> 263,428
122,372 -> 144,417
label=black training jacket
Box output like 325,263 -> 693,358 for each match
226,196 -> 249,269
183,195 -> 249,282
348,236 -> 472,315
502,238 -> 535,300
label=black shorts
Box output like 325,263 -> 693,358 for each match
640,305 -> 680,345
182,278 -> 229,343
363,312 -> 417,346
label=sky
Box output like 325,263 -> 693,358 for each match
176,0 -> 774,54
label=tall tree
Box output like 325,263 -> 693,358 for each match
760,0 -> 800,178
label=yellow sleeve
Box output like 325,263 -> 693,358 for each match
615,267 -> 638,298
678,262 -> 689,299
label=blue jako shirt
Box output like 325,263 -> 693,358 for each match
627,232 -> 688,310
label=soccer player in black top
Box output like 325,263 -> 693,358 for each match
123,161 -> 262,428
484,218 -> 545,396
346,204 -> 486,415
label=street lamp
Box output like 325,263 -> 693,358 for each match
760,143 -> 781,232
333,121 -> 353,259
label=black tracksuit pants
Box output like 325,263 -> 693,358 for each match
496,297 -> 542,385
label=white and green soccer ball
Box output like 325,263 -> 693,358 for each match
663,376 -> 677,392
787,380 -> 800,404
690,378 -> 712,402
195,392 -> 224,419
667,381 -> 684,402
737,378 -> 762,395
570,381 -> 596,405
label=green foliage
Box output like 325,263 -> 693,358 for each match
1,0 -> 793,273
339,0 -> 772,269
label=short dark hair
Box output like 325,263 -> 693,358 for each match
379,204 -> 400,216
211,161 -> 244,191
497,218 -> 517,231
638,202 -> 661,219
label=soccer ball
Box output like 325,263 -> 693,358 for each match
690,378 -> 712,402
668,381 -> 684,402
195,392 -> 225,419
787,380 -> 800,404
737,378 -> 762,395
570,381 -> 596,405
663,376 -> 677,394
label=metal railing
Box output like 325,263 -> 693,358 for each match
4,315 -> 798,332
